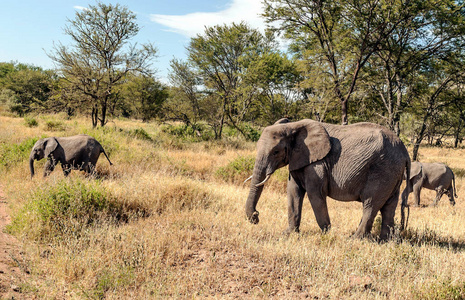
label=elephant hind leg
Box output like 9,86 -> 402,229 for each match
379,190 -> 400,241
447,186 -> 455,206
431,189 -> 445,206
83,163 -> 98,178
353,198 -> 382,239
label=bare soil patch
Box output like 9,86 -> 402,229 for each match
0,185 -> 32,299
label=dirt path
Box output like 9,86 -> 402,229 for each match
0,185 -> 31,299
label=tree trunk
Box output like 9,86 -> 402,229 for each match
92,105 -> 98,128
341,98 -> 348,125
100,100 -> 107,127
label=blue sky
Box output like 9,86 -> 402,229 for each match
0,0 -> 266,82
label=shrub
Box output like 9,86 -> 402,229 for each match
129,128 -> 152,141
0,137 -> 38,169
216,155 -> 255,183
242,124 -> 261,142
8,178 -> 139,241
161,123 -> 213,142
24,117 -> 38,127
44,120 -> 65,131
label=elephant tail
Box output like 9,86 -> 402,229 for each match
101,146 -> 113,166
400,159 -> 411,231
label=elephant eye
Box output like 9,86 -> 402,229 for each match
273,150 -> 279,155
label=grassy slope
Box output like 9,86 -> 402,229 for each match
1,114 -> 465,299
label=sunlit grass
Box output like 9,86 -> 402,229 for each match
0,114 -> 465,298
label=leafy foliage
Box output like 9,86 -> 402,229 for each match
0,137 -> 38,169
48,2 -> 158,127
216,155 -> 255,183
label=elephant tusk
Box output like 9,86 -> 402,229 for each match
243,175 -> 253,184
255,174 -> 271,187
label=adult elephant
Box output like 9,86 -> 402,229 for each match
245,118 -> 411,241
402,161 -> 457,207
29,134 -> 113,178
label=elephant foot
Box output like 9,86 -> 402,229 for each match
283,227 -> 299,236
321,224 -> 331,233
450,201 -> 456,206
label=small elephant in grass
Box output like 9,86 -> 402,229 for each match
29,134 -> 113,178
244,118 -> 411,241
401,161 -> 457,207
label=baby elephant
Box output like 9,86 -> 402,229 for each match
402,161 -> 457,207
29,134 -> 113,178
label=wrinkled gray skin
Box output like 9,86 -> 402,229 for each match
29,134 -> 113,178
245,118 -> 411,241
402,161 -> 457,207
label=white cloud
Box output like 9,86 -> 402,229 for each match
73,6 -> 88,11
150,0 -> 266,38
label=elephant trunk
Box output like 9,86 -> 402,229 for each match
245,157 -> 268,224
29,156 -> 35,178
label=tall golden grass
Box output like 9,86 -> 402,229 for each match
1,114 -> 464,299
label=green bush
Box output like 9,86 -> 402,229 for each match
8,178 -> 140,241
161,123 -> 214,142
129,128 -> 152,141
242,124 -> 261,142
24,117 -> 38,127
45,120 -> 65,131
0,137 -> 38,169
216,155 -> 255,183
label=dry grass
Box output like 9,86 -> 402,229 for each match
1,114 -> 465,299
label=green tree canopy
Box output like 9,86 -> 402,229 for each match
48,2 -> 158,127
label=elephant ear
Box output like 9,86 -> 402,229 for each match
44,138 -> 58,157
289,121 -> 331,171
410,162 -> 422,179
274,118 -> 291,125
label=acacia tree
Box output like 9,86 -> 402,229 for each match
49,2 -> 157,127
165,58 -> 204,127
244,50 -> 303,125
187,22 -> 271,139
263,0 -> 419,125
361,0 -> 465,135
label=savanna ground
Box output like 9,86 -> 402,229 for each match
0,114 -> 464,299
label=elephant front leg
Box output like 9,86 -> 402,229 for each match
285,175 -> 306,234
61,163 -> 71,177
43,159 -> 56,177
307,193 -> 331,233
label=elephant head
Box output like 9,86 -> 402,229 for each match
29,137 -> 58,178
245,119 -> 331,224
